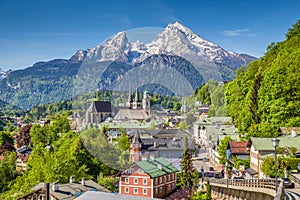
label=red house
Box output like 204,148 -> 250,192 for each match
119,157 -> 178,199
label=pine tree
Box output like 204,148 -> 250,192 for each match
178,137 -> 199,190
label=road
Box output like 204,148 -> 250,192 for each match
193,148 -> 217,172
285,189 -> 300,200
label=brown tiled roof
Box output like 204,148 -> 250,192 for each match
228,141 -> 250,155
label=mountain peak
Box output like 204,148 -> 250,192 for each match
166,21 -> 193,34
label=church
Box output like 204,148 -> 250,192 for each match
114,88 -> 151,121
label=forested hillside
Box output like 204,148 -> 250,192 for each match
225,20 -> 300,136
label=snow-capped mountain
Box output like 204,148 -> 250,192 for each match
1,22 -> 257,109
71,22 -> 256,68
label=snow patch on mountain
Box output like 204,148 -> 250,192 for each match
70,22 -> 256,68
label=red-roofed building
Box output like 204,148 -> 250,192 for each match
227,141 -> 250,163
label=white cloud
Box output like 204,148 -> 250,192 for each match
222,29 -> 251,36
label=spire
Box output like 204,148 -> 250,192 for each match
128,87 -> 132,103
132,130 -> 142,144
135,88 -> 139,102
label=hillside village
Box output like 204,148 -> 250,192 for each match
1,85 -> 300,200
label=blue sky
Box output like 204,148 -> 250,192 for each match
0,0 -> 299,70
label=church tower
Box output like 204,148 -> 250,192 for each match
132,88 -> 141,109
130,130 -> 142,162
142,91 -> 150,115
126,88 -> 133,109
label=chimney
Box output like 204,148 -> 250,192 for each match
157,164 -> 162,170
292,130 -> 296,138
149,154 -> 155,161
70,176 -> 75,183
45,183 -> 50,200
52,182 -> 58,192
81,177 -> 85,186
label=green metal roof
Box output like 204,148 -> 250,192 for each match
135,157 -> 178,178
250,137 -> 274,151
250,134 -> 300,151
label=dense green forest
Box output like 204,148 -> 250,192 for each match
0,115 -> 118,199
193,20 -> 300,137
225,20 -> 300,136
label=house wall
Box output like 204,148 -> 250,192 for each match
250,146 -> 274,179
153,173 -> 177,199
16,158 -> 27,173
193,124 -> 207,146
250,146 -> 259,172
120,165 -> 152,198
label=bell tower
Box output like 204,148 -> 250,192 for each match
130,130 -> 142,162
142,91 -> 150,115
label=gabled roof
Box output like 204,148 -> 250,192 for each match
24,180 -> 110,200
86,101 -> 112,113
250,135 -> 300,151
132,157 -> 178,178
228,141 -> 250,155
249,137 -> 274,151
114,109 -> 148,121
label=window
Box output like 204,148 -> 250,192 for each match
159,186 -> 162,193
164,176 -> 166,183
143,188 -> 147,194
143,179 -> 147,185
134,188 -> 138,194
125,187 -> 129,193
172,183 -> 175,188
168,184 -> 171,191
155,178 -> 158,185
160,177 -> 162,183
155,188 -> 158,194
134,178 -> 138,184
172,173 -> 175,179
125,178 -> 129,184
138,169 -> 143,174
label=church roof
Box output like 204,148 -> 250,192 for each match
114,109 -> 148,121
86,101 -> 112,113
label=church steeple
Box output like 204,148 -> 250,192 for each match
132,88 -> 141,109
131,130 -> 142,162
134,88 -> 139,102
128,87 -> 132,103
